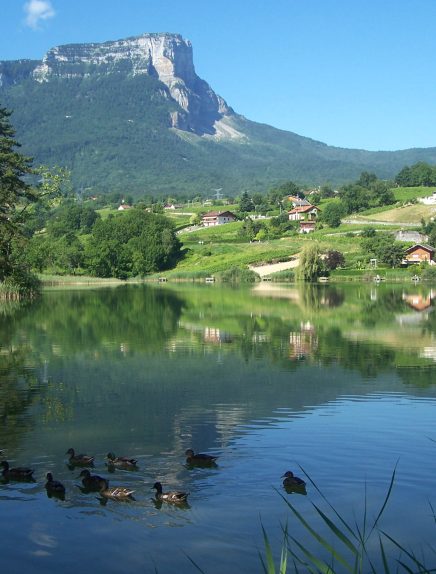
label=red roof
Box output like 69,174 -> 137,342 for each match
288,205 -> 319,214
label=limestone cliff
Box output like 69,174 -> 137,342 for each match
32,33 -> 235,135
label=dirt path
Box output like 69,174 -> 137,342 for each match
249,257 -> 299,277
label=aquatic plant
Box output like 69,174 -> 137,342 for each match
261,466 -> 436,573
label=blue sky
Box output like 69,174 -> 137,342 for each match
1,0 -> 435,151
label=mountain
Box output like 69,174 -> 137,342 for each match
1,33 -> 436,196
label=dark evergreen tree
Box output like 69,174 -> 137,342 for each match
238,191 -> 255,212
0,107 -> 35,282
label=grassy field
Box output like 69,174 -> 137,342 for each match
392,185 -> 435,202
356,202 -> 436,223
158,225 -> 367,278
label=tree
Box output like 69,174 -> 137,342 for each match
395,162 -> 436,187
85,209 -> 181,278
297,243 -> 327,282
320,184 -> 335,198
0,107 -> 35,282
47,203 -> 99,237
239,191 -> 255,213
357,171 -> 378,189
320,200 -> 345,228
325,250 -> 345,270
275,180 -> 302,197
363,234 -> 404,267
371,180 -> 395,206
339,184 -> 370,214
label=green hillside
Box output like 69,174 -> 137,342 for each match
2,60 -> 436,196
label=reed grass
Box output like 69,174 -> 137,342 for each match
262,466 -> 436,574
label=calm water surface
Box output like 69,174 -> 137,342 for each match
1,282 -> 436,573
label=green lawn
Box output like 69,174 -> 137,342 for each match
393,186 -> 435,202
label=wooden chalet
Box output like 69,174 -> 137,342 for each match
403,244 -> 436,265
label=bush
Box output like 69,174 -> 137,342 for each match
218,267 -> 259,283
421,266 -> 436,281
269,269 -> 295,282
325,250 -> 345,270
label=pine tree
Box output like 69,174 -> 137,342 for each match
0,107 -> 34,281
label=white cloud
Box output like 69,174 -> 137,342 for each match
24,0 -> 55,29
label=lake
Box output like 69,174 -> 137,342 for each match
1,282 -> 436,573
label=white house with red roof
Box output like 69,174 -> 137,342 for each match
288,205 -> 320,221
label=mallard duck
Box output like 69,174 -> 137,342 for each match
78,469 -> 106,491
106,452 -> 138,469
282,471 -> 306,487
1,460 -> 34,480
45,472 -> 66,495
185,449 -> 217,466
66,448 -> 94,467
153,481 -> 189,504
97,478 -> 135,500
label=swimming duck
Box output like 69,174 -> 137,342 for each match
1,460 -> 34,480
78,469 -> 106,491
66,448 -> 94,467
185,449 -> 218,466
106,452 -> 138,469
153,481 -> 189,504
282,471 -> 306,488
97,478 -> 135,500
45,472 -> 66,495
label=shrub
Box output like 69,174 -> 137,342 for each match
218,267 -> 259,283
270,269 -> 295,282
421,266 -> 436,281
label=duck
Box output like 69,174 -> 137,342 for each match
106,452 -> 138,469
1,460 -> 34,480
185,449 -> 218,466
78,469 -> 106,491
45,472 -> 66,495
66,448 -> 94,467
282,470 -> 306,488
97,478 -> 135,500
153,481 -> 189,504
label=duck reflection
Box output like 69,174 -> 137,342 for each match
152,497 -> 191,511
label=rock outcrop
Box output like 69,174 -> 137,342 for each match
32,33 -> 234,135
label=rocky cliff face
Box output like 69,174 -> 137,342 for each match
31,33 -> 234,135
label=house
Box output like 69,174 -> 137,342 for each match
299,221 -> 316,233
118,204 -> 132,211
288,205 -> 320,222
395,230 -> 428,243
201,211 -> 237,227
403,243 -> 436,265
287,195 -> 311,208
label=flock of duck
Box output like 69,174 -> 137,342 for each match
1,447 -> 306,503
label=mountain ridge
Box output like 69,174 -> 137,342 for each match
1,33 -> 435,196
